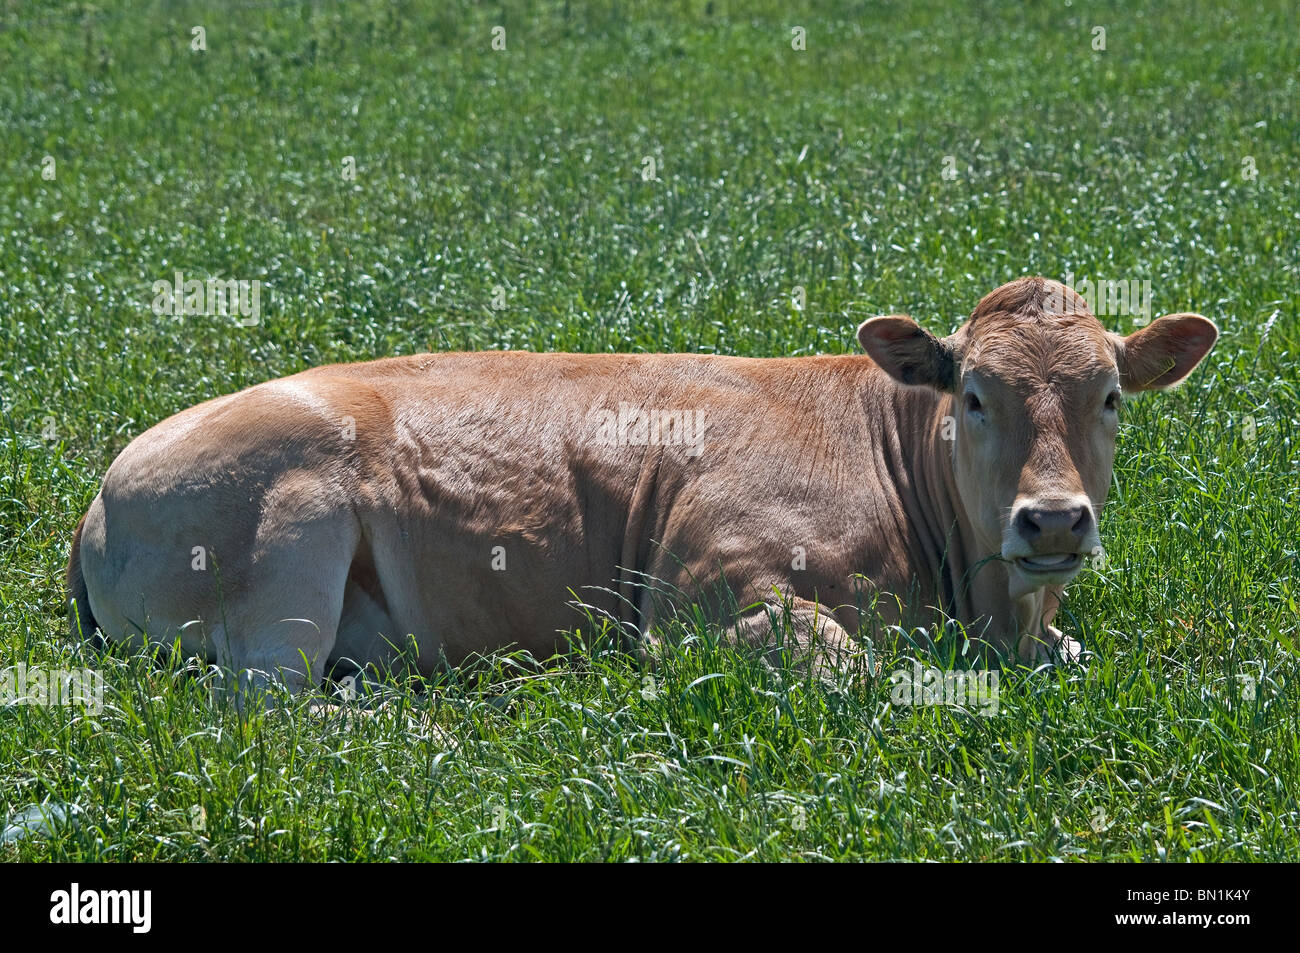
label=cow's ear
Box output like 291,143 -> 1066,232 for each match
1113,313 -> 1218,391
857,315 -> 958,391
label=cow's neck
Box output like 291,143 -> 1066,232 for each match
893,382 -> 1049,656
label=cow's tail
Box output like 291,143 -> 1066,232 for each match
67,513 -> 101,645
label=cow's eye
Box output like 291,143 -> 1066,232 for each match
964,393 -> 983,415
1104,391 -> 1121,413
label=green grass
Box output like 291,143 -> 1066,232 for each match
1,0 -> 1298,861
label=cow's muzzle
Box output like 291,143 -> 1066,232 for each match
1002,496 -> 1099,586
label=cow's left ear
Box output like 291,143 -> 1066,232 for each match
1112,313 -> 1219,391
857,315 -> 958,392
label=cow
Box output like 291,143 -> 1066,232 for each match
67,277 -> 1218,697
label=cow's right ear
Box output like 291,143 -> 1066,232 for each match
857,315 -> 958,391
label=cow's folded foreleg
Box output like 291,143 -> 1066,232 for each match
1014,586 -> 1084,665
726,596 -> 867,677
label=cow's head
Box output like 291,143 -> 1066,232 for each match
858,277 -> 1218,599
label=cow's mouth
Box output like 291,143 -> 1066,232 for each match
1015,553 -> 1083,574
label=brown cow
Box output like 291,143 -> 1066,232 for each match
67,277 -> 1217,694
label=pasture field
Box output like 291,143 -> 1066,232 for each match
1,0 -> 1298,861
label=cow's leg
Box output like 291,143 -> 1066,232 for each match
212,511 -> 362,707
637,591 -> 864,676
328,577 -> 404,692
189,540 -> 353,709
635,594 -> 854,679
1016,625 -> 1083,665
81,487 -> 358,708
727,597 -> 862,676
1014,586 -> 1083,665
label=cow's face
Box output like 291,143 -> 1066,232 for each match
858,277 -> 1218,599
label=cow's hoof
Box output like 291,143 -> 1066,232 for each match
1018,627 -> 1084,667
1053,633 -> 1084,665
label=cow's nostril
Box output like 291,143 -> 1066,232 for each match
1013,508 -> 1041,540
1071,507 -> 1092,538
